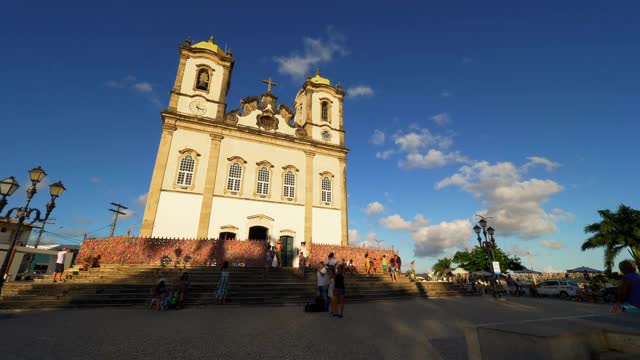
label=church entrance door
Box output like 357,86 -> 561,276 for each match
248,226 -> 268,241
279,236 -> 294,267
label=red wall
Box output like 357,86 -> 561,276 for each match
76,237 -> 398,268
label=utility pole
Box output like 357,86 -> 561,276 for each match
33,218 -> 55,248
108,202 -> 128,237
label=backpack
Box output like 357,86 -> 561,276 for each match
304,296 -> 325,312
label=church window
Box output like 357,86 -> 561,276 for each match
283,171 -> 295,199
321,176 -> 332,203
321,131 -> 331,141
256,166 -> 270,196
195,68 -> 210,91
176,155 -> 195,187
321,101 -> 329,121
227,162 -> 243,192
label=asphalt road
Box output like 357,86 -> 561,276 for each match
0,297 -> 611,360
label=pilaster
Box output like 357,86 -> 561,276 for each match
197,133 -> 224,238
140,123 -> 177,236
339,157 -> 349,245
304,150 -> 315,244
168,53 -> 189,111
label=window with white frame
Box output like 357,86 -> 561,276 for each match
256,166 -> 270,195
283,171 -> 295,199
321,176 -> 332,203
176,155 -> 195,186
227,162 -> 243,192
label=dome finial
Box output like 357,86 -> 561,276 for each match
315,69 -> 320,76
209,35 -> 215,43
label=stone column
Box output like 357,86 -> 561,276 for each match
140,123 -> 177,237
304,150 -> 315,244
168,53 -> 189,111
197,134 -> 224,238
339,157 -> 349,246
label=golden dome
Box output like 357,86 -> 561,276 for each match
309,69 -> 331,85
192,36 -> 225,55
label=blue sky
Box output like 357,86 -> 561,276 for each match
2,1 -> 639,273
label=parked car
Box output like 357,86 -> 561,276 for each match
537,280 -> 580,298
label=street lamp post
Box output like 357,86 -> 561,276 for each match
0,167 -> 65,294
473,217 -> 499,297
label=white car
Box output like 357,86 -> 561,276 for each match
537,280 -> 580,298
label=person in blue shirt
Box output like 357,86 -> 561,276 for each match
613,260 -> 640,313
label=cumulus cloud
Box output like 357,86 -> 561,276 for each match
348,229 -> 361,244
369,130 -> 385,145
402,149 -> 468,169
375,149 -> 395,160
539,240 -> 563,249
523,156 -> 561,172
413,219 -> 473,257
135,193 -> 148,206
436,160 -> 567,239
379,213 -> 430,230
364,201 -> 385,215
274,27 -> 347,79
431,113 -> 450,126
357,232 -> 381,248
347,85 -> 374,97
120,209 -> 136,220
133,82 -> 153,93
508,244 -> 532,257
106,75 -> 161,107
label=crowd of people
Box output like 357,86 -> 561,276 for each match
363,253 -> 403,281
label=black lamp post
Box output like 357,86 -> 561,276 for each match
0,167 -> 65,294
473,217 -> 499,297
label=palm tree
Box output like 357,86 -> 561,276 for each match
581,204 -> 640,272
432,257 -> 453,280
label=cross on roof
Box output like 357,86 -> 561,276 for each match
262,76 -> 278,93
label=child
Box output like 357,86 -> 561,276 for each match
216,261 -> 230,305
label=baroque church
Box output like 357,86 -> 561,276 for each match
140,36 -> 350,262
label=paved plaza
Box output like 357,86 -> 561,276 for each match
1,297 -> 611,360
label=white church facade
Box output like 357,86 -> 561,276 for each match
140,36 -> 350,257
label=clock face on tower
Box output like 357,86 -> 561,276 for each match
189,99 -> 207,116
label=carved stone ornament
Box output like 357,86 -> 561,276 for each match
239,96 -> 259,115
278,104 -> 294,123
261,93 -> 277,111
223,109 -> 240,125
295,127 -> 308,137
256,108 -> 279,131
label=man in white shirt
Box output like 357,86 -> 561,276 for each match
316,261 -> 328,310
299,242 -> 309,268
53,248 -> 68,283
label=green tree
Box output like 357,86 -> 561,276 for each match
432,257 -> 453,279
452,246 -> 524,273
581,204 -> 640,272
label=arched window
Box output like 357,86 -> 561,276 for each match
321,176 -> 332,203
195,68 -> 210,91
176,155 -> 195,186
256,166 -> 270,195
283,171 -> 295,199
227,162 -> 243,192
321,101 -> 329,121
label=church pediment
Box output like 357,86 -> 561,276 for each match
247,214 -> 274,222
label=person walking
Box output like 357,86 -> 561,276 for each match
52,248 -> 68,283
333,265 -> 346,318
382,255 -> 388,275
216,261 -> 230,305
316,261 -> 328,310
613,260 -> 640,313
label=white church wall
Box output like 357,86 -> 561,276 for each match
235,109 -> 297,136
312,207 -> 342,245
208,196 -> 305,242
215,137 -> 307,204
161,129 -> 211,194
311,91 -> 340,145
176,57 -> 225,117
153,191 -> 202,238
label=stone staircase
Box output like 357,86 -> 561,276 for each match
0,264 -> 463,309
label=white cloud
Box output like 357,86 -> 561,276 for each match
394,128 -> 453,152
364,201 -> 385,215
431,112 -> 450,126
135,193 -> 148,206
274,27 -> 347,79
348,229 -> 361,244
539,240 -> 563,249
413,219 -> 473,257
375,149 -> 395,160
522,156 -> 561,172
347,85 -> 374,97
357,232 -> 381,248
378,214 -> 412,230
402,149 -> 468,169
544,265 -> 561,273
120,209 -> 136,220
549,208 -> 575,222
436,160 -> 566,239
133,82 -> 153,93
369,129 -> 385,145
508,245 -> 532,257
441,90 -> 452,97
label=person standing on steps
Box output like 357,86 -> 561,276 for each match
382,255 -> 388,275
389,258 -> 397,282
333,265 -> 346,318
52,247 -> 68,283
275,240 -> 282,268
364,253 -> 371,276
216,261 -> 230,305
316,261 -> 328,311
396,255 -> 402,274
299,241 -> 309,269
326,252 -> 337,273
298,251 -> 306,279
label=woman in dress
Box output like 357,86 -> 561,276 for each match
216,261 -> 230,305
